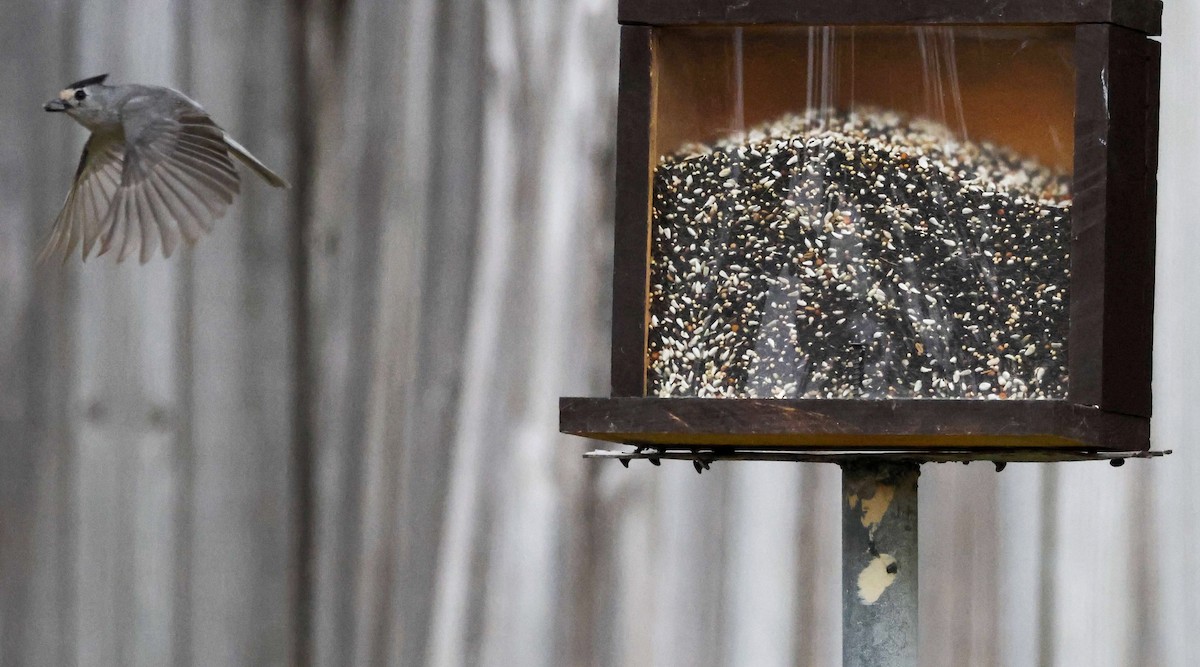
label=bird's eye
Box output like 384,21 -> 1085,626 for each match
74,89 -> 87,101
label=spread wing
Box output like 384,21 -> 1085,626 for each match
38,134 -> 125,264
98,105 -> 241,264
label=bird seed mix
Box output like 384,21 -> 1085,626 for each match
647,109 -> 1071,399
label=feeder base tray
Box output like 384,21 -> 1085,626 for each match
558,397 -> 1148,452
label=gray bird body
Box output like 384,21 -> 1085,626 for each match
43,74 -> 288,264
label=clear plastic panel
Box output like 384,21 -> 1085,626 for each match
647,27 -> 1075,399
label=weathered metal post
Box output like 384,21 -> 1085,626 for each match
842,462 -> 920,667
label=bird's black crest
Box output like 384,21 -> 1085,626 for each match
66,73 -> 109,89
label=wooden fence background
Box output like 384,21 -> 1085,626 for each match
0,0 -> 1197,665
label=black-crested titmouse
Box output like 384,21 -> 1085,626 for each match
42,74 -> 289,264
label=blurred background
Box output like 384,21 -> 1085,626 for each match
0,1 -> 1197,666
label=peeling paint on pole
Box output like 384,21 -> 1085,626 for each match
842,462 -> 920,667
857,553 -> 898,604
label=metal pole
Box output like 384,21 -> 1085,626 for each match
842,461 -> 920,667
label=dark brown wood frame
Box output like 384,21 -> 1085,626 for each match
618,0 -> 1162,34
561,398 -> 1149,450
610,26 -> 655,398
570,6 -> 1162,452
1070,24 -> 1161,418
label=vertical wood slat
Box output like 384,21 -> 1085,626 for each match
996,466 -> 1046,667
185,1 -> 296,665
339,2 -> 415,660
128,4 -> 185,661
72,2 -> 183,665
724,463 -> 802,667
919,464 -> 1001,666
1051,463 -> 1139,666
284,1 -> 322,664
649,468 -> 730,667
353,0 -> 485,663
427,0 -> 529,663
427,1 -> 619,664
0,0 -> 79,665
423,0 -> 513,658
293,0 -> 366,661
792,464 -> 842,667
1150,1 -> 1200,662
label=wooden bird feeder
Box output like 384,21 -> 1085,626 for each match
560,0 -> 1163,455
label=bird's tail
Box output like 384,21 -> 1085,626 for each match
223,133 -> 290,189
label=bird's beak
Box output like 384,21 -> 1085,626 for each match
44,99 -> 68,112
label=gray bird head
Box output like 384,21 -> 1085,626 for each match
44,74 -> 120,131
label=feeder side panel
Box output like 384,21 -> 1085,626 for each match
1069,25 -> 1111,411
1070,24 -> 1158,417
617,0 -> 1162,35
1100,27 -> 1158,417
612,26 -> 655,397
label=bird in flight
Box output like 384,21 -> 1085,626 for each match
42,74 -> 289,264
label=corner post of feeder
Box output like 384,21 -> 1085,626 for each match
841,460 -> 920,667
